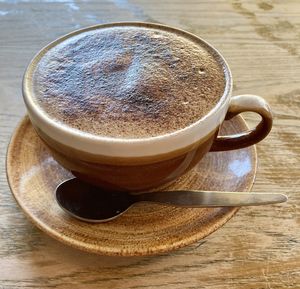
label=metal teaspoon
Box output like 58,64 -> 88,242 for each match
55,178 -> 287,223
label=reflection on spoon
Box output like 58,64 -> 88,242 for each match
55,178 -> 287,223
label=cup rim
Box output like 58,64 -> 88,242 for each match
23,22 -> 232,155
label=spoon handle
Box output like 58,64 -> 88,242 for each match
137,191 -> 288,207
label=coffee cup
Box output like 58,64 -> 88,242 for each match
23,22 -> 272,191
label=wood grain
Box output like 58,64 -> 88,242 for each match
0,0 -> 299,288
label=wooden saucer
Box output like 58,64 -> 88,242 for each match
7,115 -> 257,256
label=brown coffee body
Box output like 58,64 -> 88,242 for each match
34,123 -> 218,191
32,26 -> 226,138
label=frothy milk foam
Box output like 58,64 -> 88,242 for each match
32,25 -> 226,138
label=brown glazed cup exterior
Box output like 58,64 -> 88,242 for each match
22,22 -> 273,192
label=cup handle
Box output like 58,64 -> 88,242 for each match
210,94 -> 273,151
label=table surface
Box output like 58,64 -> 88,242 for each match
0,0 -> 299,288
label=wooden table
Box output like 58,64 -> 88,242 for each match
0,1 -> 299,288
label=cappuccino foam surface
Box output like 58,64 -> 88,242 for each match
32,26 -> 226,138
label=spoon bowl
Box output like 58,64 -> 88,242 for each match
56,179 -> 134,222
